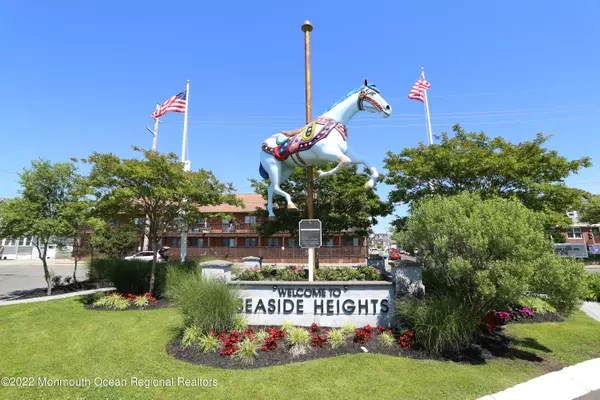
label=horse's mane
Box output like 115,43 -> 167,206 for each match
325,83 -> 380,112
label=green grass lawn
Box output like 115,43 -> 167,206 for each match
0,298 -> 599,400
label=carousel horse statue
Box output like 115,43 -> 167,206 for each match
259,79 -> 392,218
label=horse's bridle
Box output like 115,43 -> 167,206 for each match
358,88 -> 384,112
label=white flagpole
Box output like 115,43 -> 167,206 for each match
421,66 -> 434,146
180,80 -> 190,262
152,104 -> 160,151
143,104 -> 161,251
181,80 -> 190,163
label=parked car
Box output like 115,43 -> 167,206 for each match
389,250 -> 401,260
125,247 -> 170,262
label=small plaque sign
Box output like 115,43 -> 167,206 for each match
299,219 -> 322,248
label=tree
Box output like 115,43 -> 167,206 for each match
580,194 -> 600,224
86,220 -> 142,260
249,163 -> 393,239
84,147 -> 241,294
383,124 -> 592,229
0,159 -> 89,295
402,192 -> 587,315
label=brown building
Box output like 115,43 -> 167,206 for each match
162,194 -> 367,263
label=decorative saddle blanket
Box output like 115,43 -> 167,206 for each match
261,116 -> 347,162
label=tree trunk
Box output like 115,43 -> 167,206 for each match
148,239 -> 158,295
72,236 -> 79,283
41,243 -> 52,296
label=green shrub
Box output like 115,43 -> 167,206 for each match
234,265 -> 382,282
287,327 -> 310,346
395,295 -> 480,354
181,325 -> 203,347
254,329 -> 269,344
198,334 -> 220,353
236,338 -> 258,364
583,273 -> 600,302
341,322 -> 356,337
87,258 -> 203,296
133,294 -> 150,309
530,254 -> 588,315
164,269 -> 241,333
281,320 -> 294,332
379,331 -> 395,347
327,329 -> 344,349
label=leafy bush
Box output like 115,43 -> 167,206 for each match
583,273 -> 600,302
254,329 -> 269,344
199,334 -> 220,353
327,329 -> 344,349
233,315 -> 248,332
379,331 -> 395,347
530,254 -> 588,314
281,320 -> 293,332
236,338 -> 258,364
181,325 -> 203,347
341,322 -> 356,337
87,258 -> 204,296
287,327 -> 310,346
92,293 -> 130,310
403,193 -> 587,315
164,268 -> 241,333
395,295 -> 480,354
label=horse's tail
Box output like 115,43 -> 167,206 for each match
259,162 -> 270,180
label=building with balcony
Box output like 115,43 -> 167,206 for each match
162,194 -> 367,263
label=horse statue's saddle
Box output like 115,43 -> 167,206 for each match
262,116 -> 348,162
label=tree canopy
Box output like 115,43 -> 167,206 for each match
0,159 -> 89,295
580,194 -> 600,224
84,147 -> 241,293
383,124 -> 592,229
249,163 -> 393,239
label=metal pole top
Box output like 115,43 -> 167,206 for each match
301,20 -> 313,32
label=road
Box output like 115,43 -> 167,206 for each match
0,259 -> 88,300
587,266 -> 600,274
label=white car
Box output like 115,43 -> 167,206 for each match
125,251 -> 166,262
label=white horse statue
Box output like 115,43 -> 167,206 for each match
259,79 -> 392,218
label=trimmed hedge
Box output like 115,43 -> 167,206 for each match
234,265 -> 383,281
87,258 -> 216,296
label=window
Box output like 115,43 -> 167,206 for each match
267,238 -> 280,247
18,237 -> 25,246
353,238 -> 360,247
288,238 -> 297,247
172,239 -> 181,248
223,219 -> 230,225
190,238 -> 204,247
222,238 -> 236,247
245,216 -> 256,224
244,238 -> 257,247
324,238 -> 334,247
133,218 -> 145,225
567,227 -> 582,239
197,218 -> 206,226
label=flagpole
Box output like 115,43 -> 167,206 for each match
421,66 -> 433,146
179,80 -> 190,262
143,104 -> 161,251
181,80 -> 190,163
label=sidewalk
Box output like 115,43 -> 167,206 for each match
478,358 -> 600,400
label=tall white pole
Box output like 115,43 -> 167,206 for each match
181,80 -> 190,163
152,104 -> 159,151
180,80 -> 190,262
421,67 -> 434,146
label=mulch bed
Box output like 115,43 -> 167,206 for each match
83,298 -> 172,311
166,313 -> 565,370
11,281 -> 105,300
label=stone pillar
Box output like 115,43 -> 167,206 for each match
391,260 -> 425,300
199,260 -> 233,282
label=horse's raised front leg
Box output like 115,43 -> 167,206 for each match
344,147 -> 379,191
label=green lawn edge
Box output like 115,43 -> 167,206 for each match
0,297 -> 599,400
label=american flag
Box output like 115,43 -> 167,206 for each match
151,90 -> 187,119
408,78 -> 431,103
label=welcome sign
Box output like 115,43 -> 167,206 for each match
233,281 -> 394,328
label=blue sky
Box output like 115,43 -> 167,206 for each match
1,0 -> 600,233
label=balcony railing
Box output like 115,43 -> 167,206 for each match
186,223 -> 258,234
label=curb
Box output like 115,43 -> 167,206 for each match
0,287 -> 115,306
478,358 -> 600,400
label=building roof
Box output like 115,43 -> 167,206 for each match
196,194 -> 267,213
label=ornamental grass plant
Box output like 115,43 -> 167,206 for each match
165,268 -> 241,333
